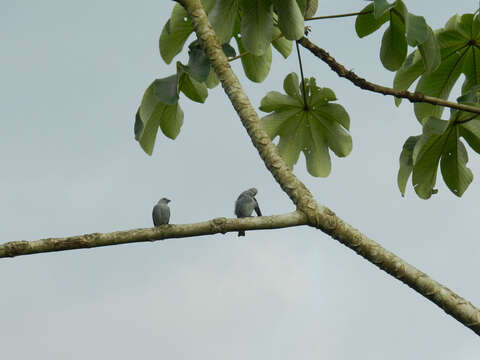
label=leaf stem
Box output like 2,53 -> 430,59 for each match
455,114 -> 479,124
228,50 -> 249,62
295,41 -> 308,110
305,10 -> 373,21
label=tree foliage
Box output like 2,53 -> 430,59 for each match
136,0 -> 480,198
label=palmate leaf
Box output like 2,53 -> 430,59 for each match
260,73 -> 352,177
135,60 -> 213,155
135,77 -> 184,155
397,103 -> 480,198
393,14 -> 480,121
356,0 -> 440,72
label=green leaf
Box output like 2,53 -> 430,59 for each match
355,3 -> 389,38
235,36 -> 272,82
418,27 -> 441,74
259,91 -> 302,112
372,0 -> 394,19
413,14 -> 480,121
309,85 -> 337,105
303,0 -> 318,18
187,42 -> 211,82
180,75 -> 208,103
260,73 -> 352,177
134,108 -> 143,141
411,117 -> 449,199
262,108 -> 302,138
205,68 -> 220,89
241,0 -> 273,56
136,81 -> 184,155
393,50 -> 424,106
460,119 -> 480,154
159,5 -> 193,64
379,3 -> 407,71
208,0 -> 240,43
295,0 -> 307,15
414,47 -> 467,122
440,128 -> 473,197
397,135 -> 420,196
177,63 -> 208,103
305,115 -> 331,176
316,104 -> 350,129
153,75 -> 179,105
283,72 -> 301,99
222,43 -> 237,57
311,108 -> 352,157
277,111 -> 306,168
405,13 -> 429,46
272,26 -> 292,58
461,45 -> 480,94
159,103 -> 184,140
457,85 -> 480,105
273,0 -> 305,40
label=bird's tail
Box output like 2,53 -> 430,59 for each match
238,230 -> 245,237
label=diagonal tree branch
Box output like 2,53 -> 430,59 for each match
0,212 -> 308,258
297,36 -> 480,115
178,0 -> 480,335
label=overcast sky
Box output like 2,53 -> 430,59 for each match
1,1 -> 480,359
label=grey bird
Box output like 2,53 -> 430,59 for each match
234,188 -> 262,237
152,197 -> 171,226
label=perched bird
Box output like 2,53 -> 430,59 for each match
234,188 -> 262,237
152,197 -> 171,226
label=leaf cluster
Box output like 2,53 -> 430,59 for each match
398,88 -> 480,198
260,73 -> 351,177
355,0 -> 440,73
393,14 -> 480,197
136,0 -> 316,155
136,0 -> 480,200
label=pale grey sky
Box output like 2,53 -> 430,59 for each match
1,1 -> 479,359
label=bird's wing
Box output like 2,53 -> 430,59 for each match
163,205 -> 170,223
235,195 -> 247,217
254,199 -> 262,216
153,204 -> 170,225
152,205 -> 160,226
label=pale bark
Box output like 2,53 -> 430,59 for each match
177,0 -> 480,335
0,212 -> 307,258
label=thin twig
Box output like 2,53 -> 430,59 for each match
305,10 -> 373,21
228,50 -> 249,62
298,37 -> 480,115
